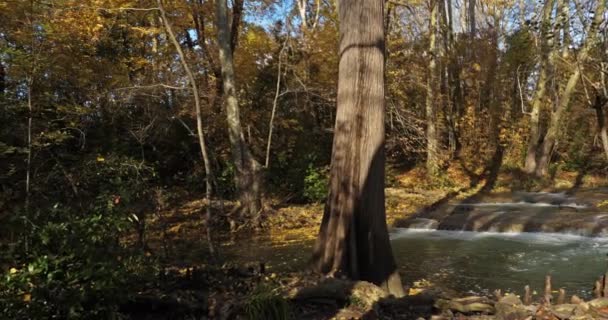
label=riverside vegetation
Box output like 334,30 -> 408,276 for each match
1,0 -> 608,319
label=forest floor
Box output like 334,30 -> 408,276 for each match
123,165 -> 608,319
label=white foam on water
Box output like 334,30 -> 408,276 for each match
454,201 -> 588,209
390,228 -> 608,246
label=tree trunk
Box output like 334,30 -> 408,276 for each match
158,0 -> 215,254
534,0 -> 605,176
312,0 -> 404,297
0,62 -> 5,93
556,0 -> 570,58
468,0 -> 475,37
593,95 -> 608,160
216,0 -> 263,227
265,42 -> 286,168
230,0 -> 244,52
523,0 -> 555,174
426,0 -> 440,176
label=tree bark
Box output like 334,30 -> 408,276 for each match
468,0 -> 475,37
523,0 -> 555,174
0,62 -> 5,93
426,0 -> 440,176
230,0 -> 244,52
265,42 -> 286,168
158,0 -> 215,254
534,0 -> 605,176
593,94 -> 608,160
216,0 -> 263,227
556,0 -> 570,58
312,0 -> 404,297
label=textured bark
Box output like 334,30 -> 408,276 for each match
534,0 -> 605,176
230,0 -> 244,52
426,0 -> 440,176
216,0 -> 263,226
523,0 -> 555,174
0,63 -> 5,93
468,0 -> 475,37
265,43 -> 286,168
593,95 -> 608,160
158,0 -> 215,254
556,0 -> 570,58
312,0 -> 404,297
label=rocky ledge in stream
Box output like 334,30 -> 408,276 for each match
396,190 -> 608,237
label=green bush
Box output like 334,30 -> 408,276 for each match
303,165 -> 329,203
0,155 -> 160,319
0,214 -> 159,319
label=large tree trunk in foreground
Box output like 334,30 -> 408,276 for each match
312,0 -> 404,297
216,0 -> 263,227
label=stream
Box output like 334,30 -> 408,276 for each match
227,190 -> 608,299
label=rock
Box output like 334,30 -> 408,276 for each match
498,294 -> 523,306
573,302 -> 589,316
350,280 -> 389,309
550,304 -> 577,319
397,218 -> 439,230
495,294 -> 530,320
435,296 -> 495,314
290,278 -> 388,312
587,297 -> 608,309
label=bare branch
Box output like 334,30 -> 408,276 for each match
115,84 -> 188,91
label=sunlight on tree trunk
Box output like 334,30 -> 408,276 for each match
523,0 -> 555,175
312,0 -> 405,297
534,0 -> 606,177
157,0 -> 215,254
426,0 -> 440,176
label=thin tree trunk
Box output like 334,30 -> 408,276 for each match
265,43 -> 286,168
468,0 -> 475,37
312,0 -> 404,297
600,64 -> 608,160
523,0 -> 555,174
0,63 -> 5,93
556,0 -> 570,58
593,95 -> 608,160
230,0 -> 244,52
426,0 -> 439,176
24,77 -> 33,254
216,0 -> 263,228
443,0 -> 460,155
519,0 -> 526,27
534,0 -> 605,176
158,0 -> 215,254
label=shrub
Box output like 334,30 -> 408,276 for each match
303,165 -> 329,203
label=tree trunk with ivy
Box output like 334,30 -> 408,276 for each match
312,0 -> 404,297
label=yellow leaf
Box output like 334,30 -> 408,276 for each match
408,288 -> 424,296
96,156 -> 105,162
9,268 -> 17,274
23,293 -> 31,303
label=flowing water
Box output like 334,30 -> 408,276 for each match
229,190 -> 608,299
390,229 -> 608,298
